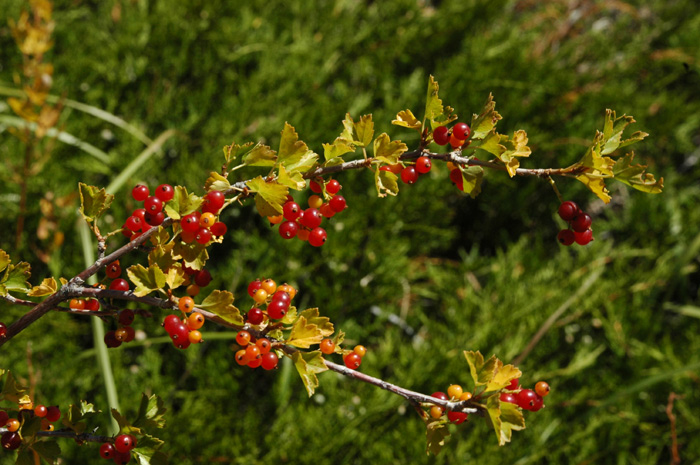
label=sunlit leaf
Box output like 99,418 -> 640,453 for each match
374,168 -> 399,198
341,114 -> 374,148
247,176 -> 289,216
291,350 -> 328,396
277,164 -> 306,191
27,277 -> 57,296
242,143 -> 277,167
287,316 -> 324,348
127,264 -> 166,297
373,133 -> 407,165
322,137 -> 354,162
204,171 -> 231,192
79,183 -> 114,222
613,152 -> 663,194
470,94 -> 502,140
278,123 -> 318,172
164,186 -> 202,220
198,290 -> 243,325
392,109 -> 421,130
223,141 -> 255,164
464,350 -> 498,386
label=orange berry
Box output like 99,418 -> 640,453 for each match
261,279 -> 277,295
178,296 -> 195,313
535,381 -> 550,397
188,330 -> 203,344
236,330 -> 251,346
252,288 -> 268,304
69,299 -> 85,310
320,338 -> 335,354
199,212 -> 216,228
353,345 -> 367,357
268,214 -> 284,225
429,406 -> 444,419
459,392 -> 473,401
187,311 -> 205,330
447,384 -> 463,399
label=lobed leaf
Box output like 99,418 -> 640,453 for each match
457,165 -> 484,199
612,152 -> 663,194
148,243 -> 177,273
485,360 -> 522,393
341,114 -> 374,148
247,176 -> 289,216
291,350 -> 328,396
0,249 -> 10,273
299,308 -> 334,337
133,393 -> 167,430
198,290 -> 243,325
486,395 -> 525,446
278,123 -> 318,172
204,171 -> 231,192
27,277 -> 57,297
470,94 -> 502,140
172,240 -> 209,270
127,264 -> 166,298
163,186 -> 202,220
79,183 -> 114,222
277,164 -> 306,191
0,262 -> 31,296
62,400 -> 97,434
242,142 -> 277,167
287,316 -> 325,348
373,133 -> 408,165
322,137 -> 354,163
425,419 -> 450,455
464,350 -> 498,386
423,75 -> 457,129
223,141 -> 255,164
601,109 -> 648,155
374,168 -> 399,198
392,109 -> 421,130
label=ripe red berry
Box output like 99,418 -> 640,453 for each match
131,185 -> 149,202
452,122 -> 471,141
0,322 -> 6,339
162,314 -> 181,333
145,211 -> 165,226
106,261 -> 121,279
46,405 -> 61,422
572,213 -> 592,232
507,378 -> 519,390
34,405 -> 48,418
195,227 -> 212,245
308,227 -> 327,247
343,352 -> 362,369
194,270 -> 212,287
557,229 -> 575,246
326,179 -> 341,195
203,191 -> 226,213
530,393 -> 545,412
415,156 -> 432,174
558,201 -> 579,222
279,220 -> 299,239
267,299 -> 288,319
283,201 -> 302,221
0,410 -> 8,426
329,195 -> 346,213
433,126 -> 450,145
143,196 -> 164,213
447,410 -> 468,424
574,229 -> 593,245
181,214 -> 201,233
118,309 -> 135,326
99,442 -> 116,459
261,352 -> 279,370
109,279 -> 130,292
247,307 -> 264,325
104,331 -> 122,348
1,432 -> 21,450
449,168 -> 464,191
401,166 -> 418,184
169,323 -> 189,342
114,434 -> 136,453
85,298 -> 100,311
309,180 -> 322,193
125,216 -> 142,232
155,184 -> 174,202
210,221 -> 227,236
300,208 -> 322,229
431,391 -> 448,401
516,389 -> 539,411
499,392 -> 518,404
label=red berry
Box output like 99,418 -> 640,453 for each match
125,216 -> 142,232
181,214 -> 201,233
104,331 -> 122,348
169,323 -> 189,342
326,179 -> 341,195
447,410 -> 468,424
155,184 -> 174,202
114,434 -> 136,453
449,168 -> 464,190
300,208 -> 322,229
572,213 -> 592,232
516,389 -> 539,411
308,227 -> 327,247
46,405 -> 61,422
203,191 -> 225,213
34,405 -> 47,418
530,394 -> 545,412
271,290 -> 291,306
247,307 -> 264,325
0,410 -> 8,426
343,352 -> 362,369
144,211 -> 165,226
279,220 -> 299,239
267,299 -> 288,320
309,180 -> 322,193
110,279 -> 130,292
85,298 -> 100,311
499,393 -> 518,404
118,309 -> 135,326
0,323 -> 6,339
194,270 -> 212,287
247,280 -> 262,298
195,227 -> 212,244
557,201 -> 579,222
106,261 -> 121,279
163,314 -> 181,333
131,185 -> 149,202
401,166 -> 418,184
210,221 -> 227,236
1,432 -> 21,450
557,229 -> 575,246
431,391 -> 448,401
329,195 -> 347,213
99,442 -> 115,459
144,196 -> 163,213
433,126 -> 450,145
415,156 -> 432,174
261,352 -> 279,370
574,229 -> 593,245
283,201 -> 302,221
452,122 -> 471,141
507,378 -> 519,390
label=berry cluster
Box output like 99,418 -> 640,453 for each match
104,309 -> 137,348
178,190 -> 228,245
162,299 -> 206,349
234,331 -> 278,370
69,297 -> 101,311
268,179 -> 347,247
121,184 -> 175,241
432,122 -> 471,150
1,403 -> 61,452
428,384 -> 473,424
106,260 -> 130,293
499,379 -> 550,412
380,155 -> 433,185
556,201 -> 593,246
246,278 -> 297,323
99,433 -> 137,464
320,339 -> 367,370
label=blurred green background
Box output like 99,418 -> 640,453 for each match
1,0 -> 699,463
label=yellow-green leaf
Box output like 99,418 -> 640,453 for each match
423,76 -> 457,129
287,316 -> 324,348
425,419 -> 450,455
199,290 -> 243,325
278,123 -> 318,172
341,114 -> 374,148
223,141 -> 255,164
601,109 -> 648,155
243,142 -> 277,167
291,350 -> 328,396
79,183 -> 114,222
0,250 -> 10,273
27,277 -> 57,297
164,186 -> 203,220
247,176 -> 289,216
1,262 -> 31,295
576,172 -> 612,203
374,168 -> 399,198
323,137 -> 354,163
373,133 -> 408,165
127,264 -> 166,297
164,263 -> 187,290
499,130 -> 531,177
277,164 -> 306,191
458,165 -> 484,199
470,94 -> 502,140
485,360 -> 522,393
464,350 -> 498,386
392,109 -> 421,130
486,395 -> 525,446
204,171 -> 231,192
149,242 -> 177,272
299,308 -> 334,337
613,152 -> 663,194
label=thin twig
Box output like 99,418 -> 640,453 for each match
666,392 -> 683,465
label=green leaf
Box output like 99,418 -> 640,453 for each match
15,450 -> 33,465
423,75 -> 457,129
223,141 -> 255,164
148,243 -> 177,274
425,419 -> 450,455
172,241 -> 209,270
20,415 -> 42,439
62,400 -> 97,434
457,165 -> 484,199
331,329 -> 345,350
247,176 -> 289,216
127,264 -> 166,297
322,137 -> 354,163
287,316 -> 325,349
291,350 -> 328,396
243,142 -> 277,167
163,186 -> 202,220
277,164 -> 306,191
27,277 -> 57,297
374,168 -> 399,198
341,114 -> 374,148
133,393 -> 167,430
373,133 -> 408,165
279,305 -> 298,325
31,441 -> 61,464
164,263 -> 187,291
111,408 -> 141,436
204,171 -> 231,192
464,350 -> 498,386
612,152 -> 663,194
470,94 -> 502,140
486,395 -> 525,446
1,371 -> 27,404
133,434 -> 166,465
1,262 -> 31,295
198,290 -> 244,325
78,183 -> 114,222
601,109 -> 648,155
392,109 -> 421,130
299,308 -> 334,337
0,249 -> 10,273
277,123 -> 318,173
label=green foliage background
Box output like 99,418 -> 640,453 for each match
1,0 -> 699,463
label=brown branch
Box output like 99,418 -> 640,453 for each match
1,294 -> 36,307
666,392 -> 683,465
36,429 -> 113,444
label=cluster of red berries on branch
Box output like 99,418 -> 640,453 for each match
246,278 -> 297,323
268,179 -> 347,247
433,122 -> 472,150
1,403 -> 61,451
556,201 -> 594,246
104,309 -> 138,348
234,331 -> 279,370
178,190 -> 228,246
380,155 -> 434,185
162,298 -> 206,349
429,384 -> 474,424
499,379 -> 550,412
99,433 -> 137,464
320,338 -> 367,370
121,184 -> 174,241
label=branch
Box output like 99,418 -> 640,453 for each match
36,429 -> 113,444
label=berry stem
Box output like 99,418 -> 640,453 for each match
547,176 -> 564,204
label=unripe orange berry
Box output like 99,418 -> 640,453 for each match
320,338 -> 335,354
261,279 -> 277,295
308,195 -> 323,209
199,212 -> 216,228
447,384 -> 463,399
268,214 -> 284,225
252,288 -> 268,304
429,406 -> 444,419
188,330 -> 203,344
353,345 -> 367,357
179,296 -> 195,313
535,381 -> 550,397
6,419 -> 20,432
186,284 -> 200,297
69,299 -> 85,310
459,392 -> 473,401
235,349 -> 248,366
187,311 -> 205,330
236,330 -> 251,346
